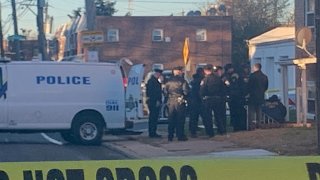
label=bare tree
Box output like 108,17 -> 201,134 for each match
201,0 -> 292,65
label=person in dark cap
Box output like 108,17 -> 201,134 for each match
204,64 -> 213,70
165,66 -> 190,141
146,68 -> 163,138
189,67 -> 205,138
222,63 -> 247,131
200,64 -> 227,137
213,66 -> 223,76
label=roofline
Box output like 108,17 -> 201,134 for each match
96,15 -> 233,20
0,61 -> 118,66
248,38 -> 295,47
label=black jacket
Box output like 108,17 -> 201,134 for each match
200,73 -> 226,98
146,75 -> 162,103
190,74 -> 203,102
248,70 -> 268,105
165,75 -> 190,99
224,72 -> 246,98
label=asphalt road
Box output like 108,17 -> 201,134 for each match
0,133 -> 129,162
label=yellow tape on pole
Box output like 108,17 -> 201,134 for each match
0,157 -> 319,179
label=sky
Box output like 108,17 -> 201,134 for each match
1,0 -> 294,36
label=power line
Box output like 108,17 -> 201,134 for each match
11,0 -> 21,60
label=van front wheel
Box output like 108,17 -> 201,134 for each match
72,116 -> 104,145
60,131 -> 77,143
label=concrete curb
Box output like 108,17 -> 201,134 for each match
102,141 -> 138,159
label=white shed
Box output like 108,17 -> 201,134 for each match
248,27 -> 296,101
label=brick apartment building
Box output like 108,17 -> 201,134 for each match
92,16 -> 232,70
295,0 -> 316,115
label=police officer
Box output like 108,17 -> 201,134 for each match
189,68 -> 204,138
146,69 -> 163,138
222,64 -> 247,131
200,65 -> 227,137
165,66 -> 190,141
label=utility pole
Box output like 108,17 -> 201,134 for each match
37,0 -> 47,60
0,2 -> 5,59
11,0 -> 20,60
85,0 -> 96,31
315,0 -> 320,154
128,0 -> 133,15
85,0 -> 97,62
44,1 -> 48,34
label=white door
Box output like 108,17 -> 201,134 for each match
126,64 -> 145,120
0,66 -> 7,125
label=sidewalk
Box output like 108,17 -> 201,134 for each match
102,130 -> 277,159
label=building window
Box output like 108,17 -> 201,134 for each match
152,29 -> 164,42
196,29 -> 207,41
279,56 -> 289,61
305,0 -> 315,27
107,29 -> 119,42
254,57 -> 261,65
266,57 -> 275,88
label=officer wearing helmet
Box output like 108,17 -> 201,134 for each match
165,66 -> 190,141
200,64 -> 227,137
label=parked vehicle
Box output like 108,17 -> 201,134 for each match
0,60 -> 144,145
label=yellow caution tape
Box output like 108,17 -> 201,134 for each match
0,157 -> 319,179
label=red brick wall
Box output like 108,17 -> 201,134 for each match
94,16 -> 232,71
7,40 -> 38,60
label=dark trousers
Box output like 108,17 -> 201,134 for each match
189,99 -> 202,135
167,99 -> 186,139
148,101 -> 160,136
202,97 -> 226,136
248,103 -> 262,129
229,97 -> 247,131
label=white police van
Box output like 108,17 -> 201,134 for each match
0,61 -> 145,145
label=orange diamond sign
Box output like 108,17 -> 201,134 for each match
183,37 -> 190,65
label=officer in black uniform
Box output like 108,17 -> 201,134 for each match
222,64 -> 247,131
189,68 -> 204,138
165,66 -> 190,141
146,69 -> 163,138
200,65 -> 227,137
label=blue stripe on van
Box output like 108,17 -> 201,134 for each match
0,82 -> 7,98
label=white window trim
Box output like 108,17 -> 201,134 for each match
152,29 -> 164,42
196,29 -> 207,42
107,29 -> 119,42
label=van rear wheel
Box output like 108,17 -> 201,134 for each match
72,115 -> 104,145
